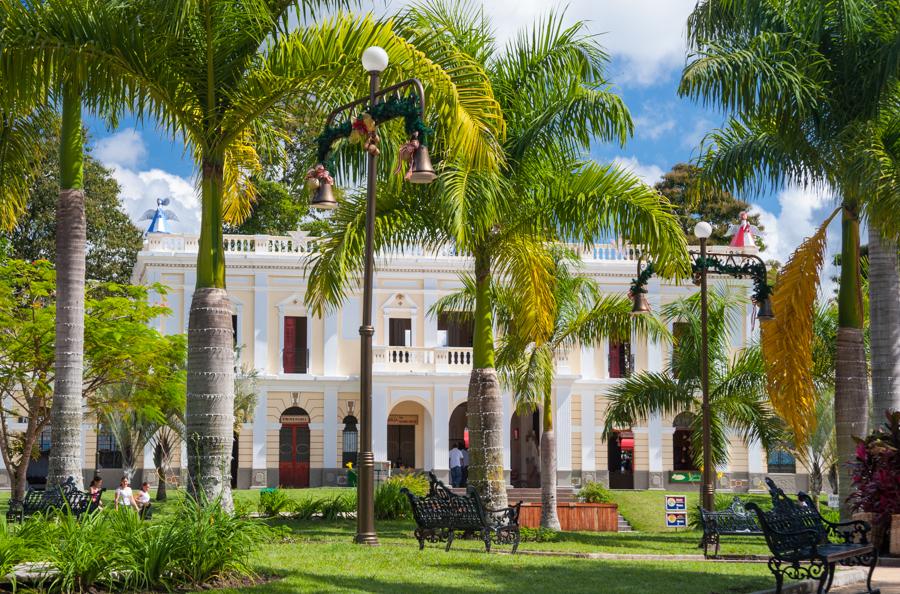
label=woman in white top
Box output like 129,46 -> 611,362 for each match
114,477 -> 138,510
136,481 -> 152,518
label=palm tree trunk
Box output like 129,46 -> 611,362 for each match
185,155 -> 235,511
466,249 -> 508,509
539,395 -> 560,530
867,223 -> 900,419
47,84 -> 86,490
834,205 -> 868,518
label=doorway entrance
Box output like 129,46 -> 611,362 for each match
449,402 -> 467,449
510,410 -> 541,488
387,401 -> 425,471
607,430 -> 634,489
279,407 -> 310,488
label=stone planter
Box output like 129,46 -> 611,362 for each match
853,512 -> 887,550
891,514 -> 900,555
519,502 -> 618,532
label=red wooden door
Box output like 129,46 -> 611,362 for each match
278,424 -> 310,487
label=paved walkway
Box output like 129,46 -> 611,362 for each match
830,566 -> 900,593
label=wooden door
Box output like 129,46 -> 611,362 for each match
387,425 -> 416,469
278,423 -> 310,487
282,316 -> 308,373
389,318 -> 412,346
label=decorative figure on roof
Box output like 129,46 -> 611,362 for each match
726,211 -> 763,248
140,198 -> 180,234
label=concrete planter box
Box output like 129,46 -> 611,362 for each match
519,502 -> 619,532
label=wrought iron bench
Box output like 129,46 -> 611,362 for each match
699,496 -> 763,557
402,472 -> 522,553
746,480 -> 879,594
6,477 -> 90,522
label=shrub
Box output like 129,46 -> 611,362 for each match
850,410 -> 900,528
106,507 -> 185,592
43,509 -> 118,593
374,474 -> 428,520
320,494 -> 355,521
0,516 -> 43,587
519,526 -> 560,542
258,488 -> 294,517
578,481 -> 612,503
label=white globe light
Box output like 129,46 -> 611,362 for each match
694,221 -> 713,240
361,46 -> 389,73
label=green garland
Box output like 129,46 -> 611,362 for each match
629,256 -> 772,304
315,95 -> 433,167
691,256 -> 773,303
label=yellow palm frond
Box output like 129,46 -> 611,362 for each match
761,207 -> 841,446
221,131 -> 263,225
491,234 -> 555,344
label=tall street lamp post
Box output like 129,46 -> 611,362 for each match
693,221 -> 715,513
630,221 -> 774,513
309,46 -> 437,545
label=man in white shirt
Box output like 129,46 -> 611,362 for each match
449,443 -> 463,487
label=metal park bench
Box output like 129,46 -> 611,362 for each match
402,472 -> 522,553
6,477 -> 91,522
699,496 -> 763,557
746,481 -> 879,594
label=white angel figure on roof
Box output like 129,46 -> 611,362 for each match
140,198 -> 180,234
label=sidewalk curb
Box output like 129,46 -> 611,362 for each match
748,568 -> 866,594
514,550 -> 768,562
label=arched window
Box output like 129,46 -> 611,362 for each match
672,412 -> 697,471
342,415 -> 358,467
767,446 -> 796,474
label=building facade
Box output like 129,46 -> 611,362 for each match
92,230 -> 802,493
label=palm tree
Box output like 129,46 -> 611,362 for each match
2,0 -> 505,508
679,0 -> 900,515
433,249 -> 669,529
306,2 -> 689,508
602,287 -> 784,474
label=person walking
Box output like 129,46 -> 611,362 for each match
114,477 -> 138,511
449,442 -> 463,488
461,445 -> 470,488
87,476 -> 104,512
136,481 -> 152,519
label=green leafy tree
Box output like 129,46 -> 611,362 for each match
306,4 -> 689,507
0,258 -> 186,500
433,249 -> 668,528
3,0 -> 505,508
679,0 -> 900,515
1,117 -> 142,284
223,178 -> 308,236
653,163 -> 765,248
602,287 -> 784,473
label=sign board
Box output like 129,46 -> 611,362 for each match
665,494 -> 688,528
669,471 -> 702,483
388,414 -> 418,426
828,493 -> 840,509
280,413 -> 310,424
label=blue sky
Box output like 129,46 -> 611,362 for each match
85,0 -> 843,277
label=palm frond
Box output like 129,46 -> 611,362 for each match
601,373 -> 697,439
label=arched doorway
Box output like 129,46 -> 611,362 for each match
279,407 -> 311,487
607,429 -> 634,489
449,402 -> 467,449
387,401 -> 426,471
510,410 -> 540,488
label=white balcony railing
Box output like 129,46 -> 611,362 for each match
373,346 -> 474,373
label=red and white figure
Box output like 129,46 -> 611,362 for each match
726,211 -> 763,248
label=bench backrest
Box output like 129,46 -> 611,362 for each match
700,496 -> 760,532
746,499 -> 826,560
403,472 -> 491,530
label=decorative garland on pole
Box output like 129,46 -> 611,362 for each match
629,255 -> 772,304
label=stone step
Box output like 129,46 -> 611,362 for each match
617,513 -> 633,532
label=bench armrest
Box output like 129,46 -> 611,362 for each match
483,501 -> 522,526
821,518 -> 871,544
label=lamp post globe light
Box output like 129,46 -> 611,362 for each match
310,47 -> 437,545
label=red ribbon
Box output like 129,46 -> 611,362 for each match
306,164 -> 334,186
395,138 -> 420,180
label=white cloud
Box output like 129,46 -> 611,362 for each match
93,130 -> 200,234
93,128 -> 148,169
633,113 -> 676,140
753,185 -> 841,297
612,156 -> 664,185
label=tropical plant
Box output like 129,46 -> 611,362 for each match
374,473 -> 428,520
151,422 -> 181,502
433,249 -> 669,529
679,0 -> 900,515
258,488 -> 295,517
602,286 -> 784,471
306,1 -> 689,509
850,411 -> 900,533
0,0 -> 505,510
577,481 -> 612,504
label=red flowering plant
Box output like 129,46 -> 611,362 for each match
849,410 -> 900,528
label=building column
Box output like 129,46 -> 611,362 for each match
251,388 -> 268,487
253,273 -> 268,374
555,385 -> 572,487
646,280 -> 665,489
581,391 -> 596,476
373,384 -> 388,462
323,311 -> 339,376
433,385 -> 450,481
581,346 -> 596,379
747,438 -> 766,492
599,339 -> 609,378
423,279 -> 439,347
183,270 -> 196,333
323,387 -> 338,469
142,439 -> 156,486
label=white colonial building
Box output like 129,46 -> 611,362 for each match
116,230 -> 801,493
